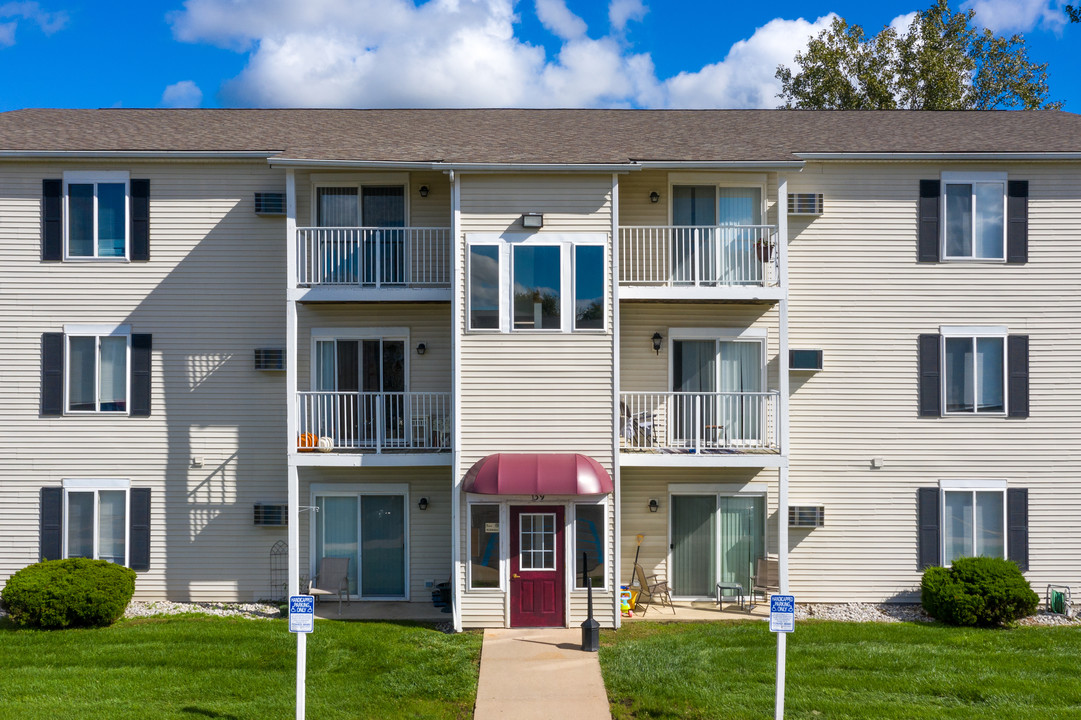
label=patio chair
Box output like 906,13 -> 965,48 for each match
749,556 -> 779,609
632,564 -> 675,615
308,556 -> 351,616
620,402 -> 654,448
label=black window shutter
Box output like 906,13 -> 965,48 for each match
1007,488 -> 1029,571
41,332 -> 65,416
42,179 -> 63,261
1008,335 -> 1029,418
131,334 -> 152,417
918,334 -> 942,417
1006,180 -> 1028,264
918,180 -> 940,263
130,179 -> 150,261
40,487 -> 63,561
129,488 -> 152,571
917,487 -> 941,569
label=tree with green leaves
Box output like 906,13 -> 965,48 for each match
776,0 -> 1061,110
1067,5 -> 1079,22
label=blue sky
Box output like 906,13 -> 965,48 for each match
1,0 -> 1078,111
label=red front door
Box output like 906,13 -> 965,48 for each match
510,506 -> 564,627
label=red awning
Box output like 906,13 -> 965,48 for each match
462,454 -> 613,496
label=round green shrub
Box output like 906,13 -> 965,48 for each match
1,558 -> 136,629
921,556 -> 1038,627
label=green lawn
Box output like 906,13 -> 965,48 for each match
600,620 -> 1081,720
0,615 -> 481,720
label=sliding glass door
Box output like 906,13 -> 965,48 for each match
672,338 -> 764,447
314,493 -> 407,598
314,338 -> 406,447
671,494 -> 765,598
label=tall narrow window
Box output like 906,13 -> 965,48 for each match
65,172 -> 129,259
469,245 -> 500,330
512,245 -> 561,330
574,504 -> 605,589
574,245 -> 604,330
470,504 -> 500,589
942,174 -> 1005,260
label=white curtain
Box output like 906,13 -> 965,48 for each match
720,341 -> 762,442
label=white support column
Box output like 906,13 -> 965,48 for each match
775,173 -> 791,720
610,172 -> 622,628
284,168 -> 305,720
450,169 -> 464,633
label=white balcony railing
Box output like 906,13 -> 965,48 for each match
296,391 -> 451,452
620,391 -> 779,453
619,225 -> 779,287
297,227 -> 452,287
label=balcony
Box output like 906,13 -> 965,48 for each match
296,391 -> 451,464
295,227 -> 451,301
618,225 -> 781,301
619,391 -> 780,467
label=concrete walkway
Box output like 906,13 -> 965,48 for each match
473,628 -> 612,720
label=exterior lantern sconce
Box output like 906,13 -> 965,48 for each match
649,191 -> 660,204
648,499 -> 659,513
419,185 -> 429,198
652,332 -> 663,355
522,212 -> 543,228
418,497 -> 429,511
416,342 -> 426,355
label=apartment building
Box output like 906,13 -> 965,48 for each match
2,108 -> 1080,631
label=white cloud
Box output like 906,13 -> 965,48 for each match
535,0 -> 587,40
0,1 -> 68,45
888,11 -> 917,34
608,0 -> 645,32
168,0 -> 835,109
661,14 -> 837,109
961,0 -> 1067,33
161,80 -> 204,108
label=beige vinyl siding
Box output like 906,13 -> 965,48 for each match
295,304 -> 451,392
619,468 -> 778,591
298,467 -> 451,602
460,173 -> 612,232
785,161 -> 1081,601
0,160 -> 288,601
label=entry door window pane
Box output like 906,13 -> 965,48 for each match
673,340 -> 715,443
574,505 -> 604,589
361,495 -> 405,597
672,185 -> 716,285
362,186 -> 406,284
718,496 -> 763,590
513,246 -> 561,330
316,188 -> 358,227
718,187 -> 762,285
469,245 -> 500,329
470,504 -> 500,589
520,513 -> 556,570
316,496 -> 359,595
719,341 -> 763,443
671,495 -> 716,596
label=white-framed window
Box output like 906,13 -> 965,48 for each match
62,479 -> 130,566
573,501 -> 607,590
468,503 -> 502,591
65,324 -> 131,414
941,172 -> 1006,261
940,480 -> 1007,564
941,325 -> 1007,415
63,171 -> 130,260
466,233 -> 607,333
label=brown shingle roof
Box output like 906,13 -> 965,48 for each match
2,108 -> 1081,163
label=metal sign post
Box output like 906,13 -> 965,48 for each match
770,594 -> 795,720
289,595 -> 315,719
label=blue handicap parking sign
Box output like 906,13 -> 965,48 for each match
289,594 -> 315,633
769,594 -> 795,633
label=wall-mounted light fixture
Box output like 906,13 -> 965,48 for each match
522,212 -> 543,228
648,498 -> 659,513
416,342 -> 426,355
418,497 -> 429,511
652,332 -> 663,355
649,191 -> 660,204
419,185 -> 430,198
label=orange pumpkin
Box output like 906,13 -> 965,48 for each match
297,433 -> 317,451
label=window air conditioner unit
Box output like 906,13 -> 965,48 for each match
789,506 -> 825,528
254,503 -> 288,526
254,192 -> 286,216
254,348 -> 284,371
788,193 -> 824,215
789,349 -> 823,372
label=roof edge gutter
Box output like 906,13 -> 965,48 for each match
268,158 -> 642,173
634,160 -> 805,170
0,150 -> 276,159
796,152 -> 1081,161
